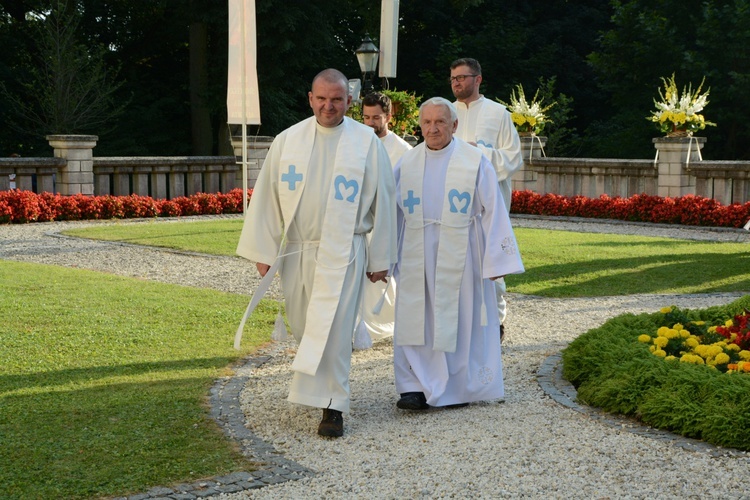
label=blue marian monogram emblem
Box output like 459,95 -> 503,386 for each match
448,189 -> 471,213
334,175 -> 359,202
476,139 -> 494,149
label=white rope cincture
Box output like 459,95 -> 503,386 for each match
403,215 -> 486,325
234,243 -> 311,349
235,235 -> 367,349
271,306 -> 288,341
313,236 -> 364,269
352,320 -> 372,350
403,218 -> 473,230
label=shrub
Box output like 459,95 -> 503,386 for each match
2,188 -> 747,228
511,191 -> 750,228
0,189 -> 252,224
562,295 -> 750,451
121,194 -> 159,219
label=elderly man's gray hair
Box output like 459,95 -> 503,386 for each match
419,97 -> 458,122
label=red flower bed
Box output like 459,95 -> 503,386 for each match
2,188 -> 748,228
0,188 -> 251,224
510,191 -> 750,228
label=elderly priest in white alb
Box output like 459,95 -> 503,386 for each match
236,69 -> 397,437
393,97 -> 524,410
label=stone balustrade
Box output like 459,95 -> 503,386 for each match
686,160 -> 750,206
526,157 -> 658,198
3,134 -> 750,206
0,157 -> 65,192
93,156 -> 238,199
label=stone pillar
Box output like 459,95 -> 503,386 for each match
653,136 -> 706,198
46,134 -> 97,196
231,136 -> 274,189
512,135 -> 547,192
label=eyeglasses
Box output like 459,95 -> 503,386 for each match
449,74 -> 478,83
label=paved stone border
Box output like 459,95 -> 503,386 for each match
115,350 -> 749,499
537,353 -> 749,459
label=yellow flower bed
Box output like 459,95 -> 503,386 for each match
638,306 -> 750,373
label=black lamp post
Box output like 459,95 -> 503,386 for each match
355,34 -> 379,95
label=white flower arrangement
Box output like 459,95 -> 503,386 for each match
497,84 -> 555,135
648,74 -> 716,136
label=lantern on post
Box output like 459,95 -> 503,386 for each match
355,34 -> 379,95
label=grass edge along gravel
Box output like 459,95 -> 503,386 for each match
0,260 -> 274,500
562,295 -> 750,452
63,219 -> 750,298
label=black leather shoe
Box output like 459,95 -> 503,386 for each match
397,392 -> 429,410
318,408 -> 344,437
500,324 -> 505,343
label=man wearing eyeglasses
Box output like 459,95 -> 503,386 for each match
450,57 -> 522,343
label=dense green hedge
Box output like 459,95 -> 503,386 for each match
562,295 -> 750,451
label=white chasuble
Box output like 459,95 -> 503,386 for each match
397,139 -> 482,353
272,118 -> 370,376
454,97 -> 522,212
473,101 -> 502,152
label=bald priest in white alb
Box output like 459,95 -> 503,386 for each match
392,97 -> 524,411
236,69 -> 398,438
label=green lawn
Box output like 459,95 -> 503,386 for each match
0,260 -> 275,499
64,219 -> 750,298
64,219 -> 242,256
511,230 -> 750,297
7,217 -> 744,498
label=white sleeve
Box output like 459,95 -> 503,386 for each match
476,107 -> 523,183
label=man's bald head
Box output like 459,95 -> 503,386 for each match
312,68 -> 349,92
309,68 -> 351,128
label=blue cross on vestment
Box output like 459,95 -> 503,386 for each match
403,190 -> 421,214
281,165 -> 303,190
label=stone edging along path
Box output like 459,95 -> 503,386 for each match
129,349 -> 741,500
537,354 -> 749,460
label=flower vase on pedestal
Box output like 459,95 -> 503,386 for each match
666,125 -> 689,138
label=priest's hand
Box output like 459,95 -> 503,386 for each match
468,140 -> 478,147
367,270 -> 388,283
256,262 -> 271,277
490,275 -> 505,281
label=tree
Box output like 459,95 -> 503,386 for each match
588,0 -> 750,160
0,0 -> 126,153
394,0 -> 608,156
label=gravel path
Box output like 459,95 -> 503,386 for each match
3,215 -> 750,499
